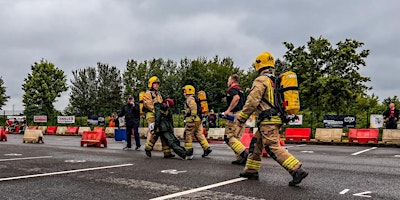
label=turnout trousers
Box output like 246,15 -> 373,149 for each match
224,112 -> 246,159
145,117 -> 173,156
184,121 -> 210,151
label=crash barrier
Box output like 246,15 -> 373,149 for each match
284,128 -> 311,142
138,127 -> 149,139
81,131 -> 107,147
382,129 -> 400,144
46,126 -> 57,134
93,127 -> 105,132
206,128 -> 225,140
38,126 -> 47,134
105,127 -> 116,138
0,129 -> 7,141
66,126 -> 79,135
174,128 -> 185,140
56,126 -> 67,135
78,127 -> 91,135
315,128 -> 343,142
348,128 -> 379,144
114,129 -> 127,141
23,130 -> 44,143
8,125 -> 21,134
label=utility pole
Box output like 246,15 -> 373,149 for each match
12,104 -> 15,115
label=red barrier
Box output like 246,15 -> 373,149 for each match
93,127 -> 105,132
66,126 -> 79,135
81,131 -> 107,147
284,128 -> 311,142
243,127 -> 252,134
46,126 -> 57,134
348,129 -> 379,144
0,129 -> 7,141
28,126 -> 39,130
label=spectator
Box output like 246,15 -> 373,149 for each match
119,96 -> 141,150
112,112 -> 120,128
383,102 -> 399,129
208,109 -> 217,128
108,114 -> 115,127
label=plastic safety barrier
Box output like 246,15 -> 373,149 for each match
105,127 -> 116,138
81,131 -> 107,147
23,130 -> 44,143
382,129 -> 400,144
0,129 -> 7,141
206,128 -> 225,140
138,128 -> 149,139
56,126 -> 67,135
114,129 -> 127,141
66,126 -> 79,135
93,127 -> 105,132
315,128 -> 342,142
240,132 -> 268,157
28,126 -> 39,130
78,127 -> 91,135
38,126 -> 47,134
284,128 -> 311,142
46,126 -> 57,134
348,128 -> 378,144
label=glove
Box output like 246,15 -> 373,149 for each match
148,123 -> 155,131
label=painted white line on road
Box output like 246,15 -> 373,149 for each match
351,147 -> 377,155
0,163 -> 133,182
353,191 -> 372,198
0,156 -> 53,162
150,177 -> 247,200
296,144 -> 307,147
340,189 -> 350,194
300,151 -> 314,153
394,155 -> 400,157
4,153 -> 22,156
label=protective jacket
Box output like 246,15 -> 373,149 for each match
143,89 -> 163,119
184,95 -> 201,123
238,74 -> 282,125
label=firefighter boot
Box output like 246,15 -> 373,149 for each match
232,151 -> 248,166
202,147 -> 212,157
186,148 -> 194,160
145,150 -> 152,158
289,167 -> 308,186
239,171 -> 259,180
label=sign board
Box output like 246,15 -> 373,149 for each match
57,116 -> 75,124
34,115 -> 47,123
7,116 -> 26,123
323,115 -> 356,128
288,115 -> 303,125
370,114 -> 383,128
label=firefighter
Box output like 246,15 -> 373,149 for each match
143,76 -> 174,158
223,74 -> 248,165
237,52 -> 308,186
154,98 -> 187,159
182,85 -> 212,159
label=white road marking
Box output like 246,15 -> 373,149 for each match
0,163 -> 133,182
0,156 -> 53,162
64,160 -> 86,163
353,191 -> 372,198
296,144 -> 307,147
351,147 -> 377,155
394,155 -> 400,157
4,153 -> 22,156
340,189 -> 350,194
150,177 -> 247,200
161,169 -> 187,174
300,151 -> 314,153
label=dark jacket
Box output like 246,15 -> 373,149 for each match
119,102 -> 140,126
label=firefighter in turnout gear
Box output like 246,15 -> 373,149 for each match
144,76 -> 174,158
223,74 -> 248,165
154,98 -> 188,159
237,52 -> 308,186
182,85 -> 212,159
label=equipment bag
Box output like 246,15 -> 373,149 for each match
279,71 -> 300,115
197,90 -> 209,115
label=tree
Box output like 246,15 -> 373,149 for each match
0,76 -> 10,110
22,59 -> 67,115
283,37 -> 371,120
96,63 -> 123,116
68,67 -> 97,116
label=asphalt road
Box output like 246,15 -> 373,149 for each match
0,134 -> 399,200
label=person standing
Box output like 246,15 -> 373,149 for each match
223,74 -> 248,165
182,85 -> 212,159
237,51 -> 308,186
119,96 -> 141,150
208,109 -> 217,128
383,102 -> 399,129
143,76 -> 174,158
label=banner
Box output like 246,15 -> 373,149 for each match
323,115 -> 356,128
34,115 -> 47,123
370,114 -> 383,128
288,115 -> 303,125
57,116 -> 75,124
7,116 -> 26,123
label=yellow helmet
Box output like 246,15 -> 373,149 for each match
148,76 -> 160,88
253,52 -> 275,72
182,85 -> 195,95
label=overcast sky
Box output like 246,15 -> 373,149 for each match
1,0 -> 399,113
